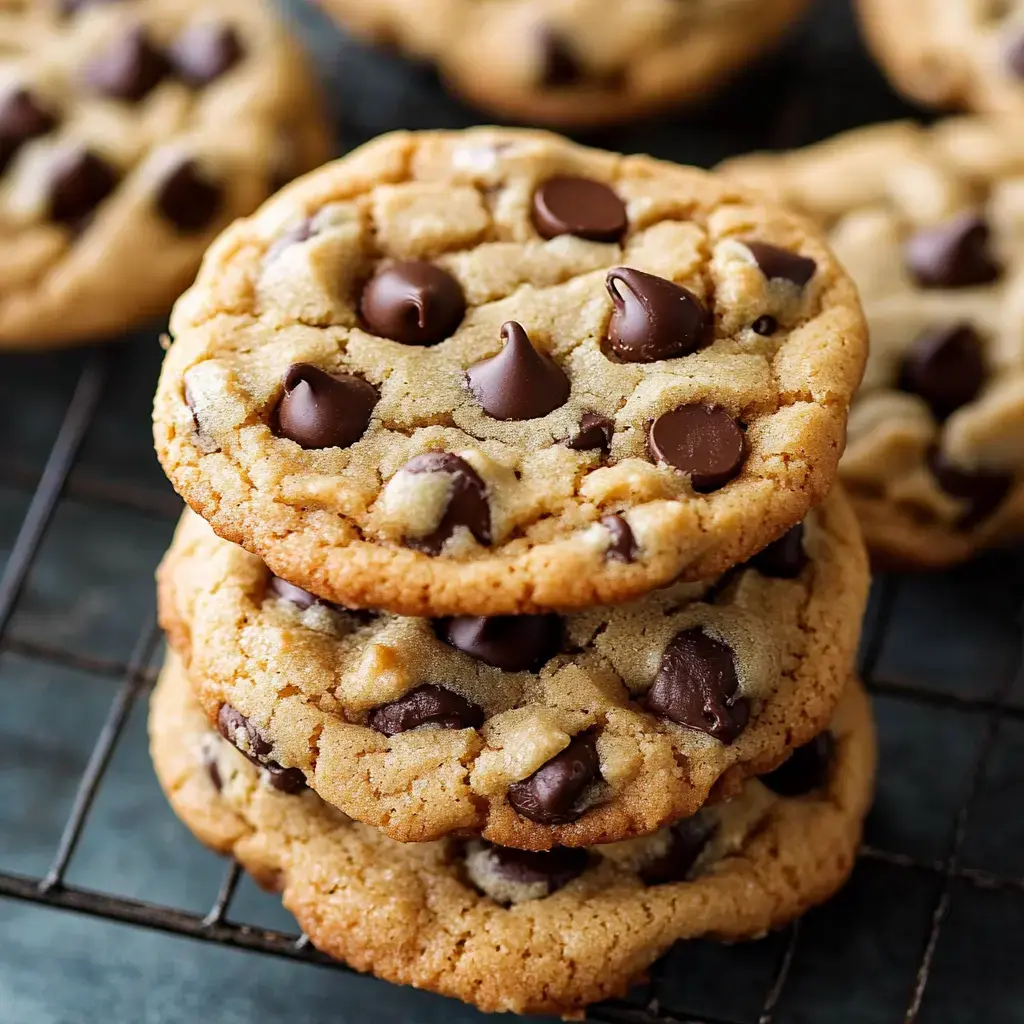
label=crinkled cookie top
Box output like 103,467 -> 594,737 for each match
155,128 -> 866,616
0,0 -> 329,346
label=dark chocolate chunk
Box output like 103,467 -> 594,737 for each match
155,157 -> 222,232
928,447 -> 1013,530
904,213 -> 1002,289
216,704 -> 306,793
750,523 -> 807,579
640,814 -> 716,885
434,614 -> 562,672
46,147 -> 119,225
745,242 -> 816,287
366,684 -> 485,736
170,22 -> 245,87
274,363 -> 378,450
507,732 -> 601,825
642,628 -> 749,744
532,175 -> 627,242
0,88 -> 58,175
898,323 -> 986,420
761,731 -> 835,797
566,412 -> 615,453
360,261 -> 465,346
81,27 -> 171,102
648,405 -> 747,492
401,452 -> 492,554
751,315 -> 778,336
537,28 -> 584,88
601,514 -> 637,563
477,843 -> 588,898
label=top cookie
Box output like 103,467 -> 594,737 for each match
314,0 -> 810,127
154,128 -> 866,616
858,0 -> 1024,115
722,118 -> 1024,567
0,0 -> 330,347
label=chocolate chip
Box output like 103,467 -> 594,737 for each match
366,684 -> 485,736
82,27 -> 171,102
507,732 -> 601,825
648,405 -> 747,492
170,23 -> 244,87
537,27 -> 584,88
46,147 -> 119,225
928,448 -> 1013,530
605,268 -> 710,363
401,452 -> 492,554
898,323 -> 986,420
217,704 -> 306,794
752,315 -> 778,336
467,321 -> 570,420
0,89 -> 58,175
566,412 -> 614,453
359,261 -> 465,346
601,515 -> 637,563
745,242 -> 816,287
155,158 -> 222,233
750,523 -> 807,578
201,740 -> 222,792
477,843 -> 588,896
435,614 -> 562,671
264,218 -> 315,265
640,814 -> 716,885
904,213 -> 1002,289
267,575 -> 321,611
532,176 -> 627,242
274,363 -> 378,450
642,629 -> 749,744
761,731 -> 835,797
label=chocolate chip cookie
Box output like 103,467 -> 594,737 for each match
154,128 -> 867,615
313,0 -> 810,127
150,651 -> 876,1016
156,481 -> 867,849
857,0 -> 1024,115
722,118 -> 1024,567
0,0 -> 330,348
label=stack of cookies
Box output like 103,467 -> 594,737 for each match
149,128 -> 877,1016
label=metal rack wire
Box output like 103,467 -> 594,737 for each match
0,344 -> 1021,1024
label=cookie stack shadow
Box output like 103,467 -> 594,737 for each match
148,128 -> 877,1016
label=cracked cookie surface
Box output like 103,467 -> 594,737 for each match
153,128 -> 866,616
723,118 -> 1024,567
313,0 -> 810,127
0,0 -> 330,347
857,0 -> 1024,115
150,651 -> 875,1016
157,485 -> 867,849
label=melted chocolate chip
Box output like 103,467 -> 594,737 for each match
746,242 -> 816,287
567,412 -> 614,453
537,27 -> 584,88
359,261 -> 465,345
265,763 -> 308,793
898,323 -> 986,420
904,213 -> 1002,289
642,629 -> 749,744
82,27 -> 171,102
752,315 -> 778,336
47,147 -> 119,225
0,89 -> 58,175
264,218 -> 315,265
401,452 -> 492,554
750,523 -> 807,579
478,843 -> 588,896
640,814 -> 716,885
170,23 -> 245,87
155,158 -> 222,233
267,575 -> 320,611
467,321 -> 570,420
217,704 -> 306,793
605,268 -> 710,363
435,614 -> 562,672
648,405 -> 747,492
201,740 -> 222,792
761,731 -> 835,797
928,448 -> 1013,530
274,363 -> 378,450
601,515 -> 637,563
532,176 -> 627,242
366,684 -> 484,736
507,732 -> 601,825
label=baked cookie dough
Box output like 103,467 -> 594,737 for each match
313,0 -> 811,127
150,651 -> 876,1016
722,118 -> 1024,567
857,0 -> 1024,116
154,128 -> 867,616
157,484 -> 868,849
0,0 -> 330,347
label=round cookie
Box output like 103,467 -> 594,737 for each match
153,128 -> 867,616
857,0 -> 1024,116
722,118 -> 1024,567
156,485 -> 868,849
0,0 -> 330,348
150,652 -> 876,1017
312,0 -> 811,127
